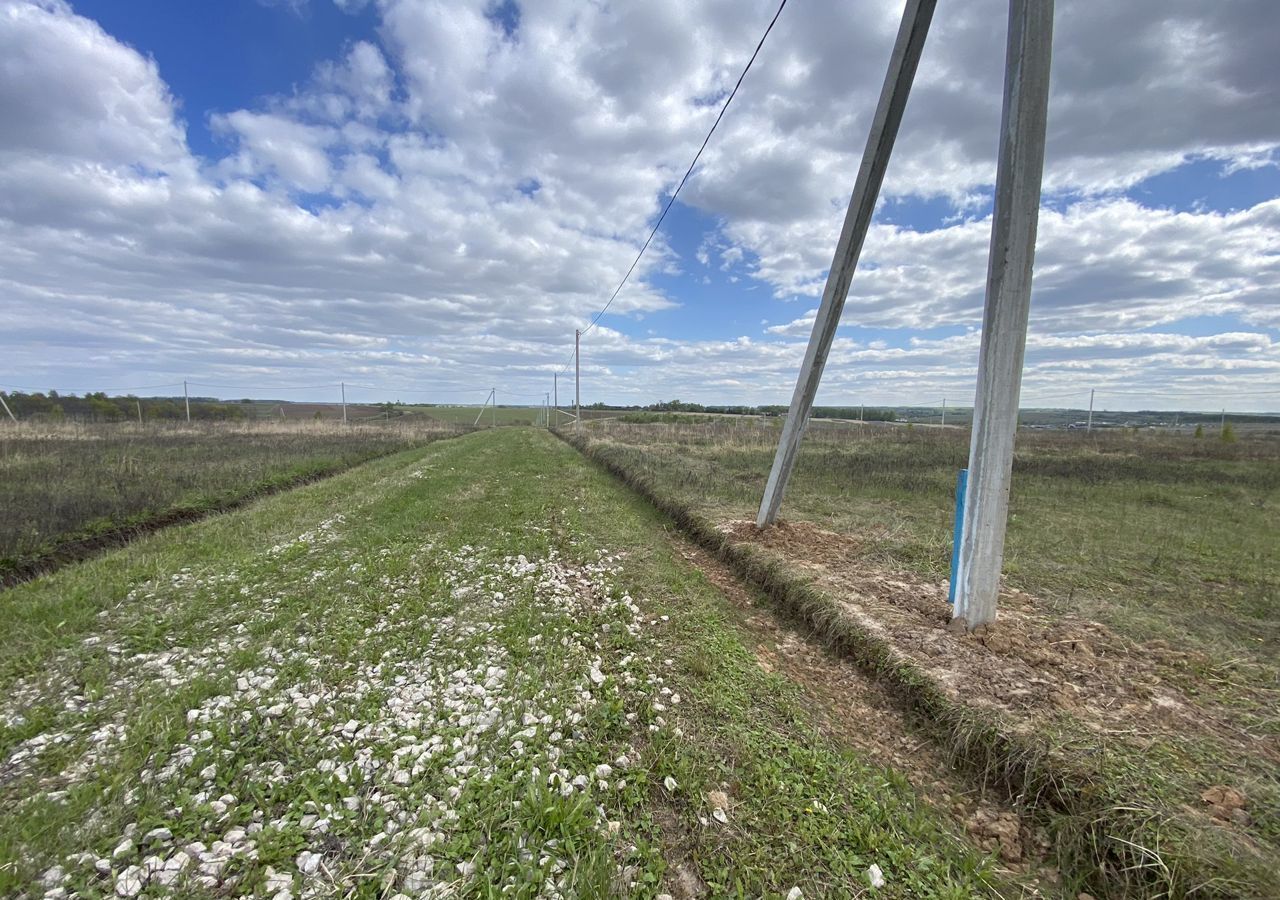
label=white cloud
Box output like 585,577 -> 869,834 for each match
0,0 -> 1276,412
0,0 -> 188,169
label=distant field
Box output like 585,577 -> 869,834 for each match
410,405 -> 624,426
0,420 -> 463,577
581,418 -> 1280,667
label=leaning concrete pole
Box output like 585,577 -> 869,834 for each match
756,0 -> 937,527
574,329 -> 581,434
953,0 -> 1054,628
0,392 -> 18,423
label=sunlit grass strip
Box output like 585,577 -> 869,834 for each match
1,429 -> 1005,898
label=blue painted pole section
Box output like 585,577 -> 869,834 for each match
948,468 -> 969,604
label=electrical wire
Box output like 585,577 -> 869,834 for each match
556,0 -> 790,372
0,381 -> 184,394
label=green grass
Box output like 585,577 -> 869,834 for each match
0,430 -> 1011,897
0,420 -> 464,579
565,419 -> 1280,897
410,405 -> 624,427
580,420 -> 1279,670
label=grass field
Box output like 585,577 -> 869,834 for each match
568,418 -> 1280,896
410,405 -> 625,427
0,430 -> 1017,898
0,421 -> 465,580
580,419 -> 1279,669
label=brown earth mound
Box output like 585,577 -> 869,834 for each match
718,519 -> 1278,830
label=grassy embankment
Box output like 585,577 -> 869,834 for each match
0,429 -> 1009,898
0,421 -> 466,583
565,418 -> 1280,897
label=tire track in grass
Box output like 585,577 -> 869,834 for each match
2,430 -> 1012,898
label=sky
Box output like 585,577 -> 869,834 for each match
1,0 -> 1278,412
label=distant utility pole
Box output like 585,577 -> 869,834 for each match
184,381 -> 190,423
554,372 -> 559,428
1086,388 -> 1094,432
952,0 -> 1055,630
575,329 -> 581,433
0,392 -> 17,423
941,397 -> 947,427
136,399 -> 143,425
545,392 -> 550,429
756,0 -> 938,527
1220,408 -> 1226,432
473,390 -> 492,428
492,388 -> 497,428
341,382 -> 347,424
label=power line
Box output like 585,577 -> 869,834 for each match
0,381 -> 185,394
188,381 -> 336,392
343,383 -> 489,396
558,0 -> 790,372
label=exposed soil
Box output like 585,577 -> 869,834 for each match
672,538 -> 1062,896
718,518 -> 1278,843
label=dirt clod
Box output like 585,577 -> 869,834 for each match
1200,785 -> 1249,823
966,808 -> 1024,862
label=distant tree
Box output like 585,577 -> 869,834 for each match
1194,424 -> 1204,438
1220,422 -> 1236,443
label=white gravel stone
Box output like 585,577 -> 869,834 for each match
114,865 -> 146,897
296,850 -> 322,875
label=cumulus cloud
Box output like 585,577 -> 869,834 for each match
0,0 -> 1276,411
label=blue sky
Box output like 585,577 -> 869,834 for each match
1,0 -> 1278,411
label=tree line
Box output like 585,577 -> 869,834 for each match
1,391 -> 249,422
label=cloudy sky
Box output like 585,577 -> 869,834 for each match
1,0 -> 1278,412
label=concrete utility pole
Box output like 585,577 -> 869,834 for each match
492,389 -> 497,429
0,392 -> 17,423
136,399 -> 143,425
575,329 -> 581,433
341,382 -> 347,424
952,0 -> 1055,629
757,0 -> 937,527
1086,388 -> 1094,431
184,381 -> 190,423
941,397 -> 947,427
545,392 -> 550,429
473,390 -> 493,428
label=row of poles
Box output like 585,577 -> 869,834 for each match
558,0 -> 1052,629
